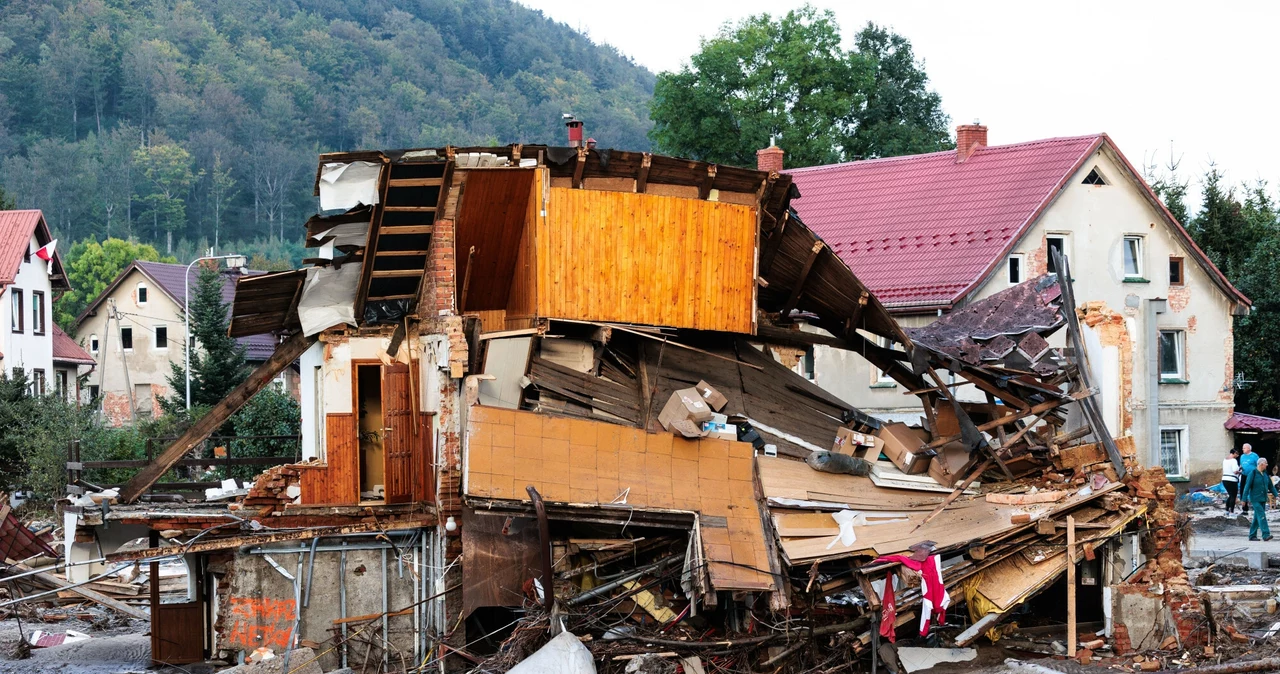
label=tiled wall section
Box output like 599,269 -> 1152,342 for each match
465,405 -> 774,591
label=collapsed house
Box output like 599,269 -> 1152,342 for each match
17,142 -> 1208,672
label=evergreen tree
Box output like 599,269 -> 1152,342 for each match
161,266 -> 249,415
0,182 -> 15,209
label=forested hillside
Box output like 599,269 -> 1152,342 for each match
0,0 -> 654,262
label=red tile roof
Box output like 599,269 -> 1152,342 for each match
1225,412 -> 1280,434
0,209 -> 70,291
51,325 -> 95,365
787,136 -> 1104,310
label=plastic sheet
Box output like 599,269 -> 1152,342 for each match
507,630 -> 596,674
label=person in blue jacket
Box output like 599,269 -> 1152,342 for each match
1239,444 -> 1259,515
1241,457 -> 1277,541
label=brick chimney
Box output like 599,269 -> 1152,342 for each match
955,123 -> 987,163
757,139 -> 784,173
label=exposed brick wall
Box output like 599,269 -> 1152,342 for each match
756,146 -> 784,173
1079,301 -> 1135,433
956,124 -> 987,162
427,218 -> 456,315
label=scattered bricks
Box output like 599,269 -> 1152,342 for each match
1011,513 -> 1032,524
1268,599 -> 1278,614
1113,622 -> 1134,655
1077,648 -> 1093,665
1224,625 -> 1250,643
1159,636 -> 1177,650
1137,660 -> 1161,671
1082,639 -> 1106,650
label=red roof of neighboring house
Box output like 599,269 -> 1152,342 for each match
0,210 -> 70,291
52,325 -> 95,365
1225,412 -> 1280,434
787,135 -> 1250,313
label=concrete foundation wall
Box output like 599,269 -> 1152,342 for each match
219,535 -> 433,670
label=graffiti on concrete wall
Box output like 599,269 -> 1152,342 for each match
223,596 -> 297,651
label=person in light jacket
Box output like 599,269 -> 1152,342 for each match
1242,457 -> 1278,541
1222,448 -> 1242,514
1240,444 -> 1259,514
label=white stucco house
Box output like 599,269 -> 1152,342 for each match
777,125 -> 1250,486
0,209 -> 84,399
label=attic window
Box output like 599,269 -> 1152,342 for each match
1007,253 -> 1025,285
1082,167 -> 1108,185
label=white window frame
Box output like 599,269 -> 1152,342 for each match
1006,253 -> 1025,285
1158,425 -> 1188,479
154,324 -> 169,351
1158,329 -> 1185,382
89,334 -> 99,354
136,282 -> 149,306
314,365 -> 326,461
871,335 -> 898,387
1047,233 -> 1071,276
1123,235 -> 1145,279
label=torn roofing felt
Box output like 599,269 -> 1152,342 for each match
908,274 -> 1064,367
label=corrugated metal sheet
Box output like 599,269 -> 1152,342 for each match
1225,412 -> 1280,434
51,325 -> 95,365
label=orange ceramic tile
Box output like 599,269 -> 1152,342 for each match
701,525 -> 730,545
646,433 -> 673,455
671,458 -> 699,482
491,455 -> 515,478
469,422 -> 492,448
617,427 -> 647,452
487,474 -> 514,499
514,436 -> 543,459
705,543 -> 733,563
730,540 -> 758,565
596,478 -> 620,503
541,482 -> 570,502
595,447 -> 620,478
542,416 -> 571,437
568,444 -> 597,469
569,419 -> 598,447
618,451 -> 646,478
491,423 -> 516,448
701,438 -> 730,459
468,445 -> 492,474
468,473 -> 491,496
728,480 -> 755,502
701,499 -> 730,517
513,412 -> 543,438
671,492 -> 700,511
596,424 -> 620,452
570,486 -> 597,503
728,523 -> 759,543
494,408 -> 516,426
698,478 -> 728,498
569,467 -> 597,490
543,437 -> 570,465
621,483 -> 646,504
698,457 -> 728,482
643,452 -> 672,476
513,456 -> 542,479
649,490 -> 675,509
470,406 -> 493,423
671,440 -> 700,462
728,455 -> 753,481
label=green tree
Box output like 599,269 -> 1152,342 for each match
134,139 -> 199,254
161,265 -> 249,415
1187,170 -> 1269,280
0,182 -> 15,209
648,6 -> 949,167
55,238 -> 173,332
225,388 -> 301,481
0,370 -> 33,491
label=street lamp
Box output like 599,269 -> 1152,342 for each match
185,254 -> 247,409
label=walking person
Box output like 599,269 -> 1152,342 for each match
1240,444 -> 1258,514
1242,457 -> 1277,541
1222,448 -> 1242,514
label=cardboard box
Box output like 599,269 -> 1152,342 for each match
929,441 -> 971,487
669,418 -> 708,439
875,422 -> 936,475
658,388 -> 715,435
932,404 -> 961,438
701,421 -> 738,441
832,427 -> 880,458
694,380 -> 729,412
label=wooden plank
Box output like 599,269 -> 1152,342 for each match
636,153 -> 651,194
388,178 -> 443,187
374,250 -> 430,257
382,206 -> 437,212
353,160 -> 391,323
1067,516 -> 1077,656
119,331 -> 319,503
378,225 -> 433,235
4,561 -> 148,620
371,269 -> 424,278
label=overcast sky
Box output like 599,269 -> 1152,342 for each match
520,0 -> 1279,209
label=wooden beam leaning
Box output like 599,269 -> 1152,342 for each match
925,397 -> 1069,449
119,331 -> 319,503
636,153 -> 651,194
572,147 -> 587,188
352,158 -> 392,322
779,241 -> 823,320
2,561 -> 149,620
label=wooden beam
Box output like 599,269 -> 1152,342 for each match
370,269 -> 425,278
637,342 -> 653,431
353,159 -> 392,323
3,560 -> 149,620
1067,516 -> 1077,657
843,290 -> 869,342
699,164 -> 717,200
924,397 -> 1070,449
758,211 -> 790,276
378,225 -> 434,235
388,178 -> 443,188
459,245 -> 476,313
636,153 -> 651,194
382,206 -> 437,212
572,147 -> 587,188
119,331 -> 319,503
281,273 -> 305,329
779,241 -> 823,320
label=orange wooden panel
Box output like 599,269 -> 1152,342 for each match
505,171 -> 539,321
382,363 -> 415,504
536,188 -> 756,333
325,412 -> 359,504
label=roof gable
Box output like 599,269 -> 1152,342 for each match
0,210 -> 70,290
787,135 -> 1248,312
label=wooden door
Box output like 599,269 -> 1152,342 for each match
413,412 -> 435,503
382,363 -> 416,504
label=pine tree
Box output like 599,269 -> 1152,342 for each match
162,266 -> 249,415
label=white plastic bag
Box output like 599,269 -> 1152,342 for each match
507,630 -> 596,674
